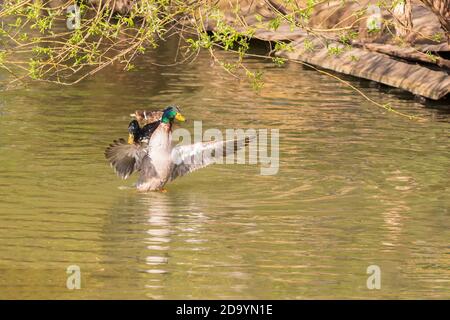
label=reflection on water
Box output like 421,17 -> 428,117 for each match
0,37 -> 449,299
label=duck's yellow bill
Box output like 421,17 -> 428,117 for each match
175,112 -> 186,122
128,133 -> 134,144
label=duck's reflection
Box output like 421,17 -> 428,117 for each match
104,190 -> 255,299
141,194 -> 171,281
103,189 -> 221,298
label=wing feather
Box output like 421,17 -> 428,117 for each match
169,136 -> 254,181
104,139 -> 147,179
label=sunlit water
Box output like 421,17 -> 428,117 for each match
0,39 -> 449,299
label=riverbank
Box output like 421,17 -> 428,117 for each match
206,0 -> 450,100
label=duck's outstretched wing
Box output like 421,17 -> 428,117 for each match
169,136 -> 254,181
131,110 -> 163,124
105,139 -> 147,179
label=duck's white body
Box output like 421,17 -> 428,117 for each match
136,124 -> 173,191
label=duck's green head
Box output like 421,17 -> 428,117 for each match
161,105 -> 185,124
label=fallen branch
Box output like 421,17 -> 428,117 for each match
357,43 -> 450,69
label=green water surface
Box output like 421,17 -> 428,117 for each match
0,39 -> 449,299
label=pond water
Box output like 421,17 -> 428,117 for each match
0,38 -> 449,299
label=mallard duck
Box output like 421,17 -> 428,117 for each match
127,119 -> 161,144
105,106 -> 250,192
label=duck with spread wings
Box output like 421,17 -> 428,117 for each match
105,105 -> 251,192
